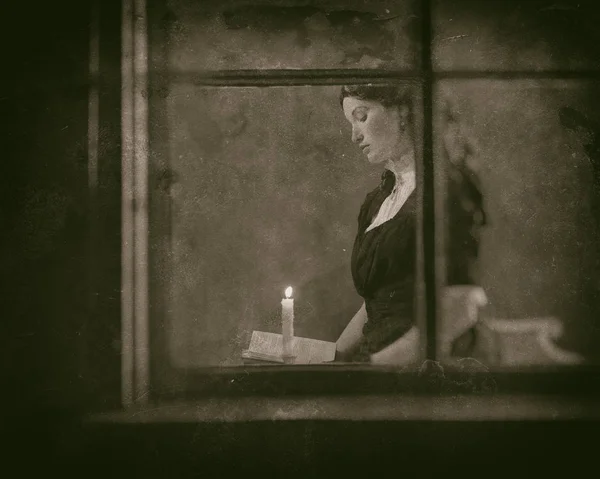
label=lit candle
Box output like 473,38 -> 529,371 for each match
281,286 -> 294,360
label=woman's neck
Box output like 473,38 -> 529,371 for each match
385,149 -> 416,179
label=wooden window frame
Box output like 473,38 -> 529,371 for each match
112,0 -> 600,408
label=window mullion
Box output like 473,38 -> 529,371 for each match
420,0 -> 437,362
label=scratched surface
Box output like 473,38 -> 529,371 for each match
436,80 -> 600,356
164,0 -> 420,70
433,0 -> 600,71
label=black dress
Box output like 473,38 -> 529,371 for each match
350,170 -> 416,361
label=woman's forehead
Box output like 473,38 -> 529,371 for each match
342,96 -> 381,116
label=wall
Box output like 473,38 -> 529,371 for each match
1,0 -> 122,412
1,0 -> 89,410
164,0 -> 420,70
163,85 -> 383,366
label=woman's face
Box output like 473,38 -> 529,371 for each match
342,96 -> 409,164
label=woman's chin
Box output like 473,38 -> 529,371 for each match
366,154 -> 384,165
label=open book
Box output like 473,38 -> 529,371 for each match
242,330 -> 336,364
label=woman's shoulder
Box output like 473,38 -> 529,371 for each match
363,171 -> 394,205
358,183 -> 385,226
362,184 -> 382,206
402,188 -> 418,215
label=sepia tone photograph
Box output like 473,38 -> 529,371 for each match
3,0 -> 600,475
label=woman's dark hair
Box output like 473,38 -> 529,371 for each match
339,84 -> 414,112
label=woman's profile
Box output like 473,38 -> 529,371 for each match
335,83 -> 486,364
336,83 -> 419,363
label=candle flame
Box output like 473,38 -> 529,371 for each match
285,286 -> 293,299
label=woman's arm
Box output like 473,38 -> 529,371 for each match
336,302 -> 367,360
370,326 -> 419,366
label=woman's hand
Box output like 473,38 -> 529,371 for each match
336,303 -> 367,361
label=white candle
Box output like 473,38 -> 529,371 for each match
281,286 -> 294,359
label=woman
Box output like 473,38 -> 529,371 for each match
335,84 -> 487,364
443,100 -> 487,286
336,84 -> 419,364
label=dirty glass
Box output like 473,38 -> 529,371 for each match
434,80 -> 600,368
161,0 -> 420,71
432,0 -> 600,72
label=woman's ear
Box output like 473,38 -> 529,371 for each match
398,105 -> 410,122
398,105 -> 411,131
396,107 -> 411,137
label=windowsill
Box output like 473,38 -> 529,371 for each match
85,393 -> 600,424
149,363 -> 600,398
88,365 -> 600,424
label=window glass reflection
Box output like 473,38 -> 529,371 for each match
436,80 -> 599,368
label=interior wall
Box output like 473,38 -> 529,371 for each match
164,0 -> 420,70
164,85 -> 388,366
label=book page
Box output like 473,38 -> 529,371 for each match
243,331 -> 336,364
244,331 -> 285,363
291,336 -> 336,364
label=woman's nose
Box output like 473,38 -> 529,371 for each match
351,126 -> 363,144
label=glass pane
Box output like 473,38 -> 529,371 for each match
435,79 -> 600,369
433,0 -> 600,72
150,83 -> 423,368
161,0 -> 420,71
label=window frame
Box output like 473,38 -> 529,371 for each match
115,0 -> 600,408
